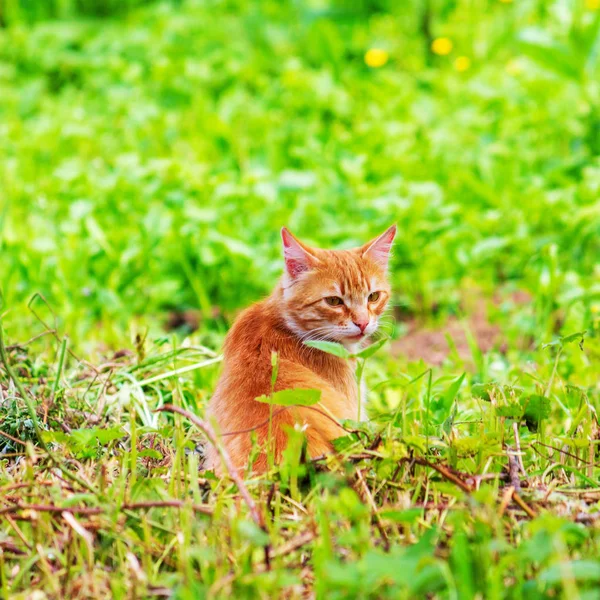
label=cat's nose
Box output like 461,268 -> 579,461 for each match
353,319 -> 369,333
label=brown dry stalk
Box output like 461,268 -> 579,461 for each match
4,514 -> 32,550
156,404 -> 263,527
0,481 -> 54,493
413,458 -> 473,493
507,450 -> 522,493
534,440 -> 597,466
0,501 -> 213,518
498,485 -> 515,518
355,468 -> 390,551
155,403 -> 271,570
0,428 -> 28,447
512,422 -> 527,475
511,491 -> 537,519
6,329 -> 57,351
412,456 -> 538,520
271,530 -> 316,558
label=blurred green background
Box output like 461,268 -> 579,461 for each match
1,0 -> 599,348
1,4 -> 600,598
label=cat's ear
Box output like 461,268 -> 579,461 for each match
281,227 -> 319,279
361,224 -> 397,269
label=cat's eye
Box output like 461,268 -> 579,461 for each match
368,291 -> 381,303
325,296 -> 344,307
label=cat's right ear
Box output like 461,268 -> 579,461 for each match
281,228 -> 319,279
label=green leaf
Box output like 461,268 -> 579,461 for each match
255,388 -> 321,406
43,427 -> 125,448
42,431 -> 70,445
331,433 -> 359,452
521,395 -> 551,428
304,340 -> 351,358
236,520 -> 269,547
471,383 -> 491,401
138,449 -> 163,460
518,28 -> 582,80
93,427 -> 127,445
496,405 -> 524,419
542,339 -> 561,349
352,337 -> 388,359
560,330 -> 586,344
379,508 -> 422,523
543,331 -> 586,351
441,402 -> 458,436
538,560 -> 600,585
561,330 -> 586,351
61,494 -> 98,508
441,373 -> 465,412
451,435 -> 489,457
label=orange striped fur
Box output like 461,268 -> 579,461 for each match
205,225 -> 396,473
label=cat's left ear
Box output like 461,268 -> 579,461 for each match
281,227 -> 320,279
360,224 -> 397,269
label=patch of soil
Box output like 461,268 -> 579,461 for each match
165,309 -> 202,332
391,316 -> 500,366
391,289 -> 532,366
165,307 -> 223,332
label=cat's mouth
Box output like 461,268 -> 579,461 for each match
347,333 -> 366,340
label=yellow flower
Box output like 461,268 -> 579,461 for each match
499,0 -> 513,4
454,56 -> 471,72
586,0 -> 600,10
431,37 -> 453,56
365,48 -> 389,68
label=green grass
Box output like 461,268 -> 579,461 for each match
1,0 -> 599,598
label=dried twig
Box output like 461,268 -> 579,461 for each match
0,429 -> 28,447
156,405 -> 261,525
498,485 -> 515,518
4,514 -> 32,550
6,330 -> 56,351
0,501 -> 213,518
271,530 -> 316,558
512,422 -> 526,475
355,468 -> 390,551
412,456 -> 537,520
507,451 -> 522,493
124,501 -> 212,515
0,504 -> 103,517
413,458 -> 472,493
155,404 -> 270,569
534,440 -> 597,466
512,492 -> 537,519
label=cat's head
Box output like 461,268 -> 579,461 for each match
279,226 -> 396,349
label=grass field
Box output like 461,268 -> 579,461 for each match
1,0 -> 600,598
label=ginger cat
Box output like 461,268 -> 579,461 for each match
205,225 -> 396,473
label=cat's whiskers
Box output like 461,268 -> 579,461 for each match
296,324 -> 337,342
295,325 -> 339,359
